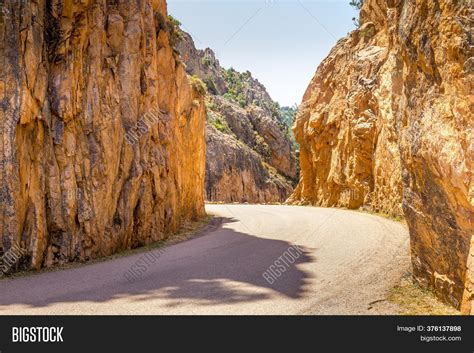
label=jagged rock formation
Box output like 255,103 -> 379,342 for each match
287,19 -> 403,217
176,29 -> 298,203
290,0 -> 473,313
0,0 -> 205,272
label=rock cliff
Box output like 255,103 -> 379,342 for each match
290,0 -> 473,313
176,29 -> 298,203
0,0 -> 205,272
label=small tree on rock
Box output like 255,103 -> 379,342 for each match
349,0 -> 364,10
350,0 -> 364,27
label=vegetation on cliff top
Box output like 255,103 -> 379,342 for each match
279,106 -> 298,150
206,105 -> 232,135
349,0 -> 364,9
223,68 -> 247,108
189,75 -> 207,96
350,0 -> 364,27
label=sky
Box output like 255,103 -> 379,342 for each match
168,0 -> 359,107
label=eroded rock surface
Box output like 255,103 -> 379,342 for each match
176,29 -> 298,203
290,0 -> 473,313
288,19 -> 403,217
0,0 -> 205,272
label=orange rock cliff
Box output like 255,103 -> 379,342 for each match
289,0 -> 473,313
0,0 -> 205,271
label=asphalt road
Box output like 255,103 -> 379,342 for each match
0,204 -> 410,314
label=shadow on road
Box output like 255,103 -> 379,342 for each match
0,217 -> 316,310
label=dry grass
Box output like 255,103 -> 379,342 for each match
388,275 -> 460,315
163,215 -> 216,244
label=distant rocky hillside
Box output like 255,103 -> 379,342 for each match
289,0 -> 473,313
175,24 -> 298,203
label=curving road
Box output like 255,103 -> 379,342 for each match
0,205 -> 410,315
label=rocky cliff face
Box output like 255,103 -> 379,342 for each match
290,0 -> 473,313
176,29 -> 298,203
287,18 -> 403,217
0,0 -> 205,273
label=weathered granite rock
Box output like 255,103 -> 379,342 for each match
287,19 -> 403,218
206,125 -> 291,203
0,0 -> 205,272
290,0 -> 473,313
394,0 -> 473,314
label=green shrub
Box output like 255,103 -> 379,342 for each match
189,75 -> 207,96
207,110 -> 231,134
210,119 -> 227,133
360,24 -> 375,38
205,99 -> 217,111
167,14 -> 184,48
349,0 -> 364,10
223,68 -> 247,107
201,56 -> 212,67
204,76 -> 219,95
167,15 -> 182,28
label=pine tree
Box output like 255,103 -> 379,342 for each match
349,0 -> 364,10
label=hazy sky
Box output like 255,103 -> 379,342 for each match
168,0 -> 358,107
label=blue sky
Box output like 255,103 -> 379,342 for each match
168,0 -> 359,106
